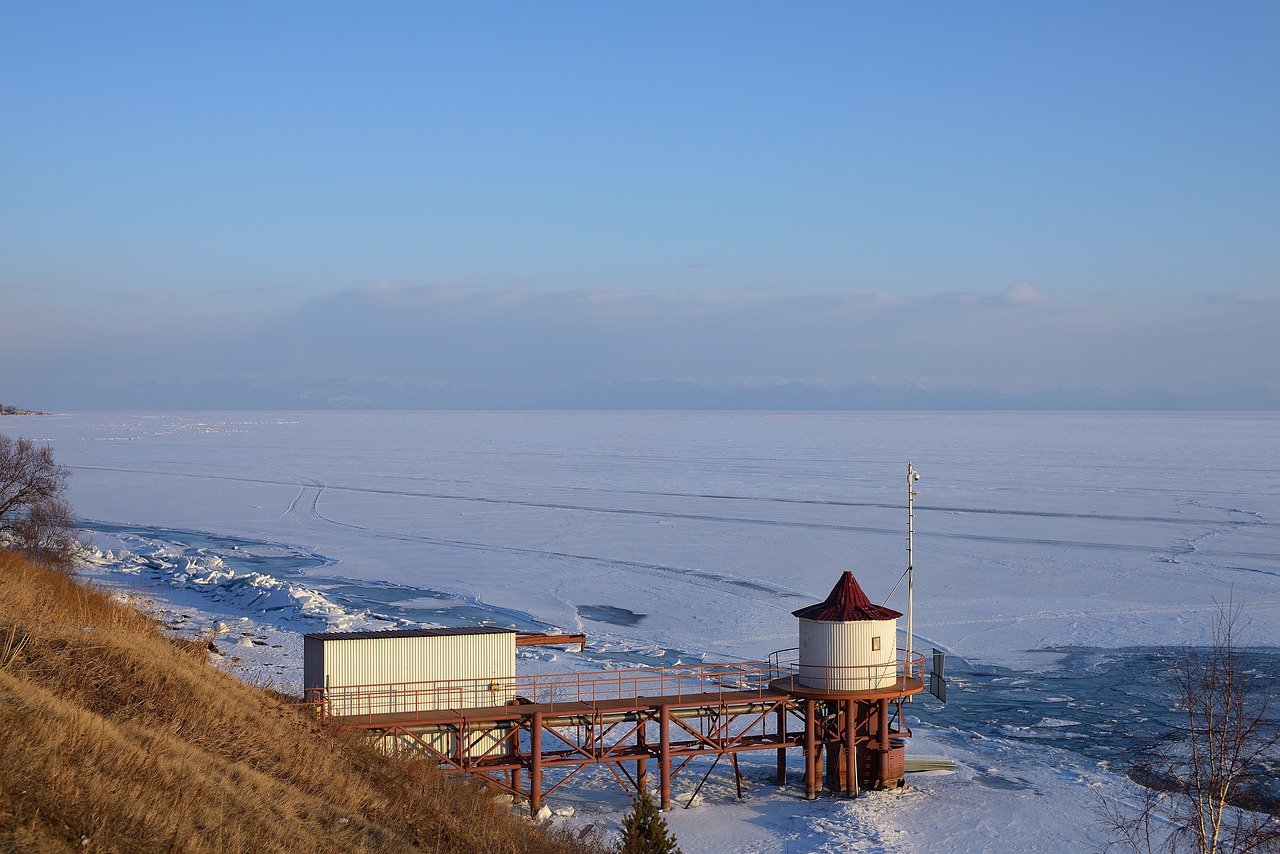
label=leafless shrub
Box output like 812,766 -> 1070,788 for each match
0,433 -> 81,570
1100,600 -> 1280,854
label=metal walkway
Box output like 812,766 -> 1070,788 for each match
310,655 -> 926,812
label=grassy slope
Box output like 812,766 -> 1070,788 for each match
0,550 -> 608,854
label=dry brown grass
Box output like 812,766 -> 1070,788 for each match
0,549 -> 611,853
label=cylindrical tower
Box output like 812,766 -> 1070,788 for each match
793,571 -> 902,691
777,570 -> 921,797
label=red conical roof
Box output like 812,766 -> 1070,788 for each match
792,571 -> 903,622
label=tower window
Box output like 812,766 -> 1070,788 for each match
871,636 -> 881,651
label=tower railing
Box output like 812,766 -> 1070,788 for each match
767,647 -> 925,695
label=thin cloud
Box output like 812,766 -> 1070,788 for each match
214,284 -> 299,297
1001,283 -> 1049,304
1207,290 -> 1280,304
8,279 -> 1276,408
109,288 -> 173,304
922,284 -> 1047,307
359,281 -> 474,307
930,290 -> 983,305
0,282 -> 52,294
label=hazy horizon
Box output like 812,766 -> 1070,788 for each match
3,5 -> 1277,410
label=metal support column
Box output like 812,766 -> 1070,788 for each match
775,706 -> 787,786
804,698 -> 817,800
637,717 -> 648,796
530,711 -> 543,815
825,703 -> 841,794
877,698 -> 889,787
844,699 -> 857,797
659,704 -> 671,811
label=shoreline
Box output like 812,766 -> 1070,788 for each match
74,535 -> 1131,853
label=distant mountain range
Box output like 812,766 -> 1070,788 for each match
40,377 -> 1280,411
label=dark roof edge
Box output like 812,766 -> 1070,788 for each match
304,627 -> 517,641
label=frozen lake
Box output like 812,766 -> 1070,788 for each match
8,410 -> 1279,851
19,410 -> 1279,664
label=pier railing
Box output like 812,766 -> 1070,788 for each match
307,661 -> 792,723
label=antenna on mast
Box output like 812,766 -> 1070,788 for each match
906,461 -> 920,680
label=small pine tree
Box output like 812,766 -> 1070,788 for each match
619,792 -> 681,854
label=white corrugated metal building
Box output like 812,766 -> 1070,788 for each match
304,627 -> 516,717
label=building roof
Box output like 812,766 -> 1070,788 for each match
304,627 -> 517,642
792,571 -> 903,622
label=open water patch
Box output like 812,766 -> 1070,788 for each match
576,604 -> 647,627
912,645 -> 1280,796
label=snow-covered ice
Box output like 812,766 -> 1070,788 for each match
11,410 -> 1279,852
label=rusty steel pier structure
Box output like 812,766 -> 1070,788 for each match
305,465 -> 938,813
306,645 -> 926,813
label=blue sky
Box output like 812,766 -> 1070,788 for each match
2,2 -> 1278,408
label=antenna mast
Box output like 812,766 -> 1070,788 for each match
907,461 -> 920,679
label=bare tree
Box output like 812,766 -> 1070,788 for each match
1101,601 -> 1280,854
0,433 -> 80,570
